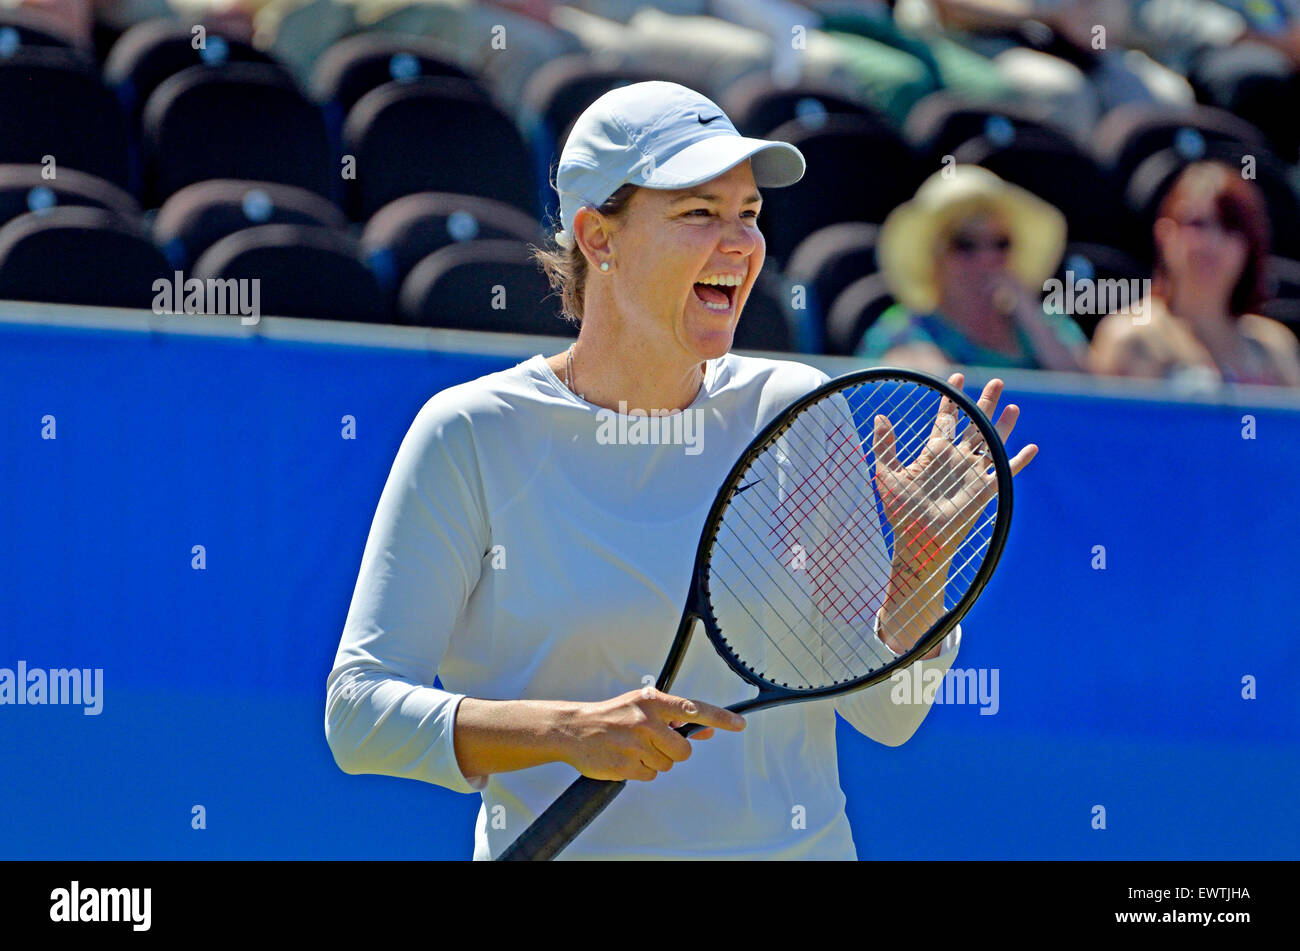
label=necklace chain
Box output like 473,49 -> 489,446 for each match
565,345 -> 585,400
563,346 -> 711,403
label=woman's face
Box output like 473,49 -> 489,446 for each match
1154,196 -> 1247,303
596,159 -> 765,362
935,211 -> 1014,310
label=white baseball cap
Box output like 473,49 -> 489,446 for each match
555,80 -> 806,245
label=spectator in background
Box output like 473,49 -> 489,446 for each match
931,0 -> 1194,116
857,164 -> 1088,372
1090,161 -> 1300,386
11,0 -> 263,50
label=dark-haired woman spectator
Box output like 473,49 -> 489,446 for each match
1091,161 -> 1300,386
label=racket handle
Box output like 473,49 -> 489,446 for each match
496,775 -> 628,861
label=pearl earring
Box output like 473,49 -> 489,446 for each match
599,261 -> 611,272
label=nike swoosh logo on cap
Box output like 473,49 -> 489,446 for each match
697,114 -> 724,124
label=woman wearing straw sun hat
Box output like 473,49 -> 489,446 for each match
326,82 -> 1037,859
857,164 -> 1088,373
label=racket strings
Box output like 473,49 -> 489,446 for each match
720,444 -> 985,684
716,454 -> 994,688
707,379 -> 1001,690
744,382 -> 988,612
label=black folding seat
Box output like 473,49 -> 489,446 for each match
154,179 -> 347,269
142,62 -> 335,207
721,73 -> 886,139
312,32 -> 481,138
0,164 -> 139,228
104,19 -> 284,130
903,92 -> 1062,161
826,273 -> 896,356
0,206 -> 169,308
397,239 -> 568,334
192,224 -> 388,323
758,114 -> 921,266
362,191 -> 542,294
1046,243 -> 1151,339
1091,104 -> 1269,189
732,271 -> 799,353
0,8 -> 82,51
343,77 -> 534,221
0,48 -> 132,192
785,222 -> 881,348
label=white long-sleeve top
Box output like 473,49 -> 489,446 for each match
325,353 -> 961,859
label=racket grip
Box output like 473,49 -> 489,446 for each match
496,775 -> 628,861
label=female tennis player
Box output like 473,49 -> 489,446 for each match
325,81 -> 1037,860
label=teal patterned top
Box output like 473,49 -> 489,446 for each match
855,303 -> 1088,369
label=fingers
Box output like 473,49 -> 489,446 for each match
634,692 -> 745,779
577,690 -> 740,783
929,380 -> 961,445
974,377 -> 1004,420
667,721 -> 716,741
872,413 -> 901,473
638,745 -> 676,774
1009,443 -> 1038,476
653,693 -> 745,733
957,379 -> 1030,468
993,403 -> 1020,444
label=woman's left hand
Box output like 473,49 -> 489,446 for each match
873,373 -> 1037,563
872,373 -> 1037,654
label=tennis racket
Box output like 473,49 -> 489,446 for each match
498,367 -> 1015,860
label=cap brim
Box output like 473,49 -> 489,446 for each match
644,135 -> 805,190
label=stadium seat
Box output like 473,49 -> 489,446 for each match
519,55 -> 665,160
784,222 -> 881,351
1261,256 -> 1300,332
142,62 -> 335,208
720,74 -> 885,139
0,48 -> 132,193
362,192 -> 543,295
0,9 -> 82,52
951,127 -> 1131,253
1123,142 -> 1300,262
903,92 -> 1062,161
758,114 -> 921,266
1048,243 -> 1151,339
154,180 -> 349,270
0,206 -> 169,308
104,20 -> 285,130
1090,104 -> 1270,187
825,272 -> 896,356
312,32 -> 482,139
0,164 -> 139,228
1188,42 -> 1300,165
733,270 -> 800,353
397,239 -> 570,335
343,77 -> 535,221
192,224 -> 387,323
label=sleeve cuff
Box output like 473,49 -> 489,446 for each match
449,695 -> 489,793
447,696 -> 488,789
873,611 -> 962,662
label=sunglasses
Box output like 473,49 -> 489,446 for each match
949,234 -> 1013,255
1173,215 -> 1236,236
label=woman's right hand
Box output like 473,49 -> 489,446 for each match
556,688 -> 746,782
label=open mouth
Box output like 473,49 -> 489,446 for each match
691,272 -> 743,314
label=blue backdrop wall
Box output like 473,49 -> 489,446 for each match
2,316 -> 1296,859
